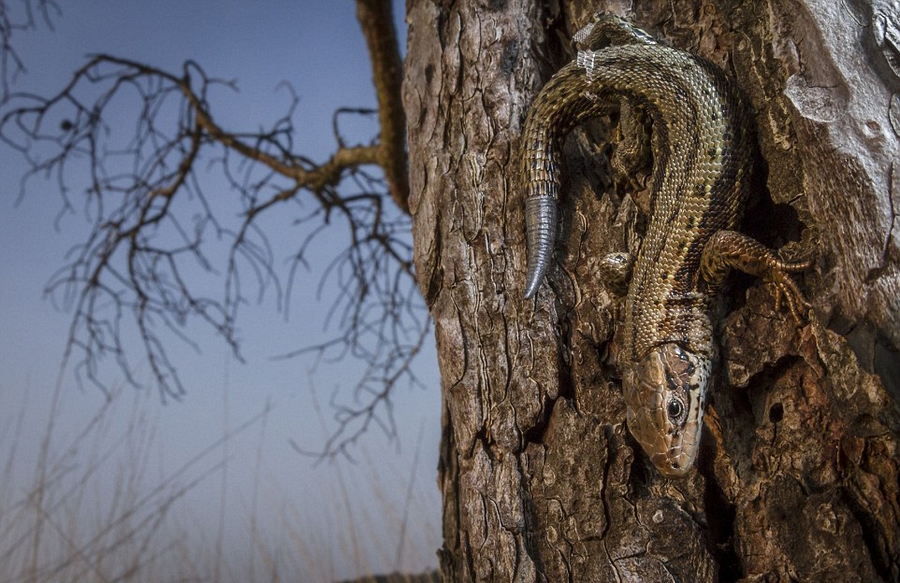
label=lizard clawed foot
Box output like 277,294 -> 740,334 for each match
766,270 -> 811,324
701,230 -> 812,325
763,251 -> 811,324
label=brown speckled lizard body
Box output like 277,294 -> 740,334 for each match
521,14 -> 809,477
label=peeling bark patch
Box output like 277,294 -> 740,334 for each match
841,440 -> 900,581
873,5 -> 900,80
763,477 -> 885,581
783,74 -> 844,123
501,40 -> 519,76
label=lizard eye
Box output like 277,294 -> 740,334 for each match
666,397 -> 687,425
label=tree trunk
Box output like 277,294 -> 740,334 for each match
403,0 -> 900,581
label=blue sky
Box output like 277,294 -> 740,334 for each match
0,1 -> 441,580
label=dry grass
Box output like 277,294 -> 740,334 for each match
0,380 -> 439,582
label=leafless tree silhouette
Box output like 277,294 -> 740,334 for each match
0,0 -> 423,455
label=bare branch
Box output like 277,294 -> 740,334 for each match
355,0 -> 409,213
0,0 -> 61,100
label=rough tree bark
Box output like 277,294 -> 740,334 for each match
404,0 -> 899,581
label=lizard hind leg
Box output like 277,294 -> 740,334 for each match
700,230 -> 811,322
573,13 -> 658,52
597,251 -> 634,296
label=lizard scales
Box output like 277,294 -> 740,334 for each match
521,15 -> 808,477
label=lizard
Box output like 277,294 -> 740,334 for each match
521,13 -> 810,478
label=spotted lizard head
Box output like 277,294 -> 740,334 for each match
623,343 -> 709,478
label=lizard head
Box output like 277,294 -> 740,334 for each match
623,343 -> 709,478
